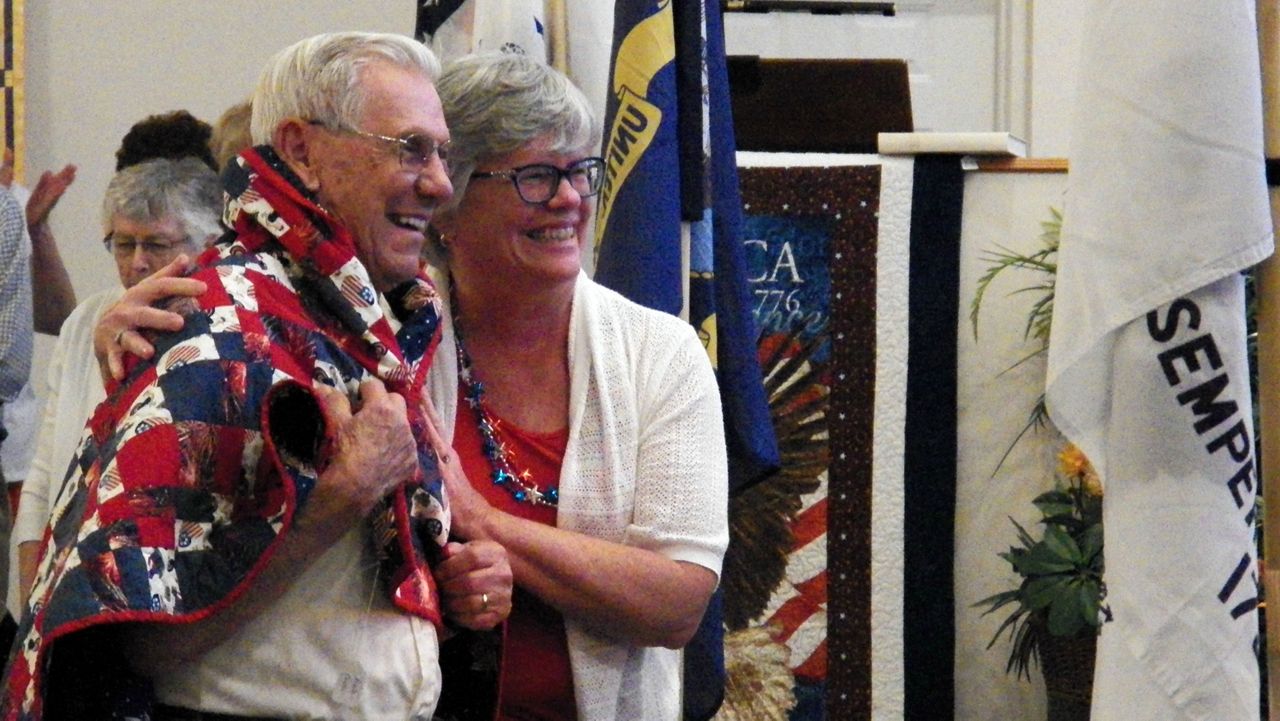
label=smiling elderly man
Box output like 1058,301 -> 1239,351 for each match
2,32 -> 511,721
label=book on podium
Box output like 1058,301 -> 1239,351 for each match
877,131 -> 1028,157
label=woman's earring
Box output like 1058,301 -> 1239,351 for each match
430,224 -> 450,251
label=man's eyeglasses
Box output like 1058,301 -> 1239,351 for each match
310,121 -> 449,175
471,157 -> 605,205
103,234 -> 189,259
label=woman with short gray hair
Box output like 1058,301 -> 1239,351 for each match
427,52 -> 728,721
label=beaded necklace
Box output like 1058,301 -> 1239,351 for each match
450,288 -> 559,507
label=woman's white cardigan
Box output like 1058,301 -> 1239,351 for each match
427,270 -> 730,721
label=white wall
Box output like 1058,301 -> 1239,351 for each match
24,3 -> 1086,309
725,1 -> 1001,134
25,2 -> 414,306
1028,1 -> 1086,157
724,1 -> 1087,156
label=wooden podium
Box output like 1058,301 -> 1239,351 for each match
727,57 -> 913,153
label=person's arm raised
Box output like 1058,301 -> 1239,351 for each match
27,165 -> 78,333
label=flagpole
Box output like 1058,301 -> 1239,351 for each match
1256,1 -> 1280,717
545,0 -> 568,73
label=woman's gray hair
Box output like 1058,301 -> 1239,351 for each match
435,52 -> 600,207
250,32 -> 442,144
102,157 -> 223,246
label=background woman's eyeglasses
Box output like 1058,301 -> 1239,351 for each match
102,234 -> 190,259
471,157 -> 605,205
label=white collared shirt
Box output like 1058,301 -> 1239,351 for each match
153,526 -> 441,720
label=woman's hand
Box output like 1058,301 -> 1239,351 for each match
435,540 -> 513,630
419,387 -> 495,541
94,255 -> 206,382
435,445 -> 495,542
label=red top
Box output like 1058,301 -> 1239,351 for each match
453,393 -> 576,721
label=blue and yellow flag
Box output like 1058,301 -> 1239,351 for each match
595,0 -> 778,493
594,4 -> 781,718
691,0 -> 779,494
592,0 -> 683,314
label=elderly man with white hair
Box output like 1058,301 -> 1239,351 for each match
2,32 -> 512,721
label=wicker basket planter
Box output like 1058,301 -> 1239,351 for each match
1038,629 -> 1096,721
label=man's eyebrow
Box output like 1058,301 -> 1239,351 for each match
395,123 -> 448,141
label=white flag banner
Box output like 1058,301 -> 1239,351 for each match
560,3 -> 613,128
416,0 -> 611,125
421,0 -> 549,61
1045,1 -> 1273,719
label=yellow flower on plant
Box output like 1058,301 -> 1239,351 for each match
1057,443 -> 1088,477
1057,442 -> 1103,496
1081,469 -> 1103,497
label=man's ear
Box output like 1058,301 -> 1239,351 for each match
273,118 -> 322,192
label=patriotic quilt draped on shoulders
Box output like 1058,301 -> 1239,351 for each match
2,146 -> 449,719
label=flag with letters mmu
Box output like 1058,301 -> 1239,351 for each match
1045,2 -> 1272,718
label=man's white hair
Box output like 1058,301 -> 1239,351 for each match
250,32 -> 441,145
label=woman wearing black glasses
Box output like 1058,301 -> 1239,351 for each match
425,52 -> 728,721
